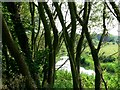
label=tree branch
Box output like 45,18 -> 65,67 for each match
105,2 -> 117,19
110,1 -> 120,22
56,58 -> 69,71
97,2 -> 107,53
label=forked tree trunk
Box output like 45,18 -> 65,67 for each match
53,2 -> 81,89
38,2 -> 55,88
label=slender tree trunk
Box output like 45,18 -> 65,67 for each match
69,56 -> 80,89
38,2 -> 55,88
92,51 -> 102,90
53,2 -> 81,89
29,2 -> 35,52
84,26 -> 102,90
76,30 -> 85,89
42,2 -> 59,87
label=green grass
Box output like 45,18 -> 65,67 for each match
99,43 -> 118,57
84,43 -> 118,56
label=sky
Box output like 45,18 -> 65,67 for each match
34,0 -> 119,36
90,19 -> 119,36
109,22 -> 118,36
54,1 -> 119,36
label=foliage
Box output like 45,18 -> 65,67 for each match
2,56 -> 20,78
2,3 -> 16,40
34,48 -> 50,73
101,63 -> 116,73
81,73 -> 95,88
99,55 -> 116,63
81,53 -> 94,70
54,70 -> 73,88
103,73 -> 119,88
54,69 -> 119,88
54,70 -> 96,88
2,74 -> 25,90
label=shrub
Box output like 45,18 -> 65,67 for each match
103,73 -> 119,88
99,56 -> 115,63
80,57 -> 90,67
81,74 -> 95,88
54,70 -> 72,88
101,63 -> 116,73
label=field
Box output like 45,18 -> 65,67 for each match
84,43 -> 118,56
100,43 -> 118,57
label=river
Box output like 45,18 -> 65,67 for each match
56,56 -> 95,76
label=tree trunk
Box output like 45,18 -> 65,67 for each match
53,2 -> 81,89
69,56 -> 80,89
2,17 -> 37,90
92,51 -> 102,90
38,2 -> 55,88
84,26 -> 102,90
5,2 -> 41,88
5,2 -> 32,62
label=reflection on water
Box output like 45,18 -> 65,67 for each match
56,56 -> 95,76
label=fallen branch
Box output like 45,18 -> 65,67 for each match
56,58 -> 69,71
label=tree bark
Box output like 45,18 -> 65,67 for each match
2,17 -> 37,90
29,2 -> 35,52
5,2 -> 32,62
53,2 -> 81,89
82,2 -> 102,90
5,3 -> 41,88
38,2 -> 55,88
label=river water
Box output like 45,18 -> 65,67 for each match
56,56 -> 95,76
